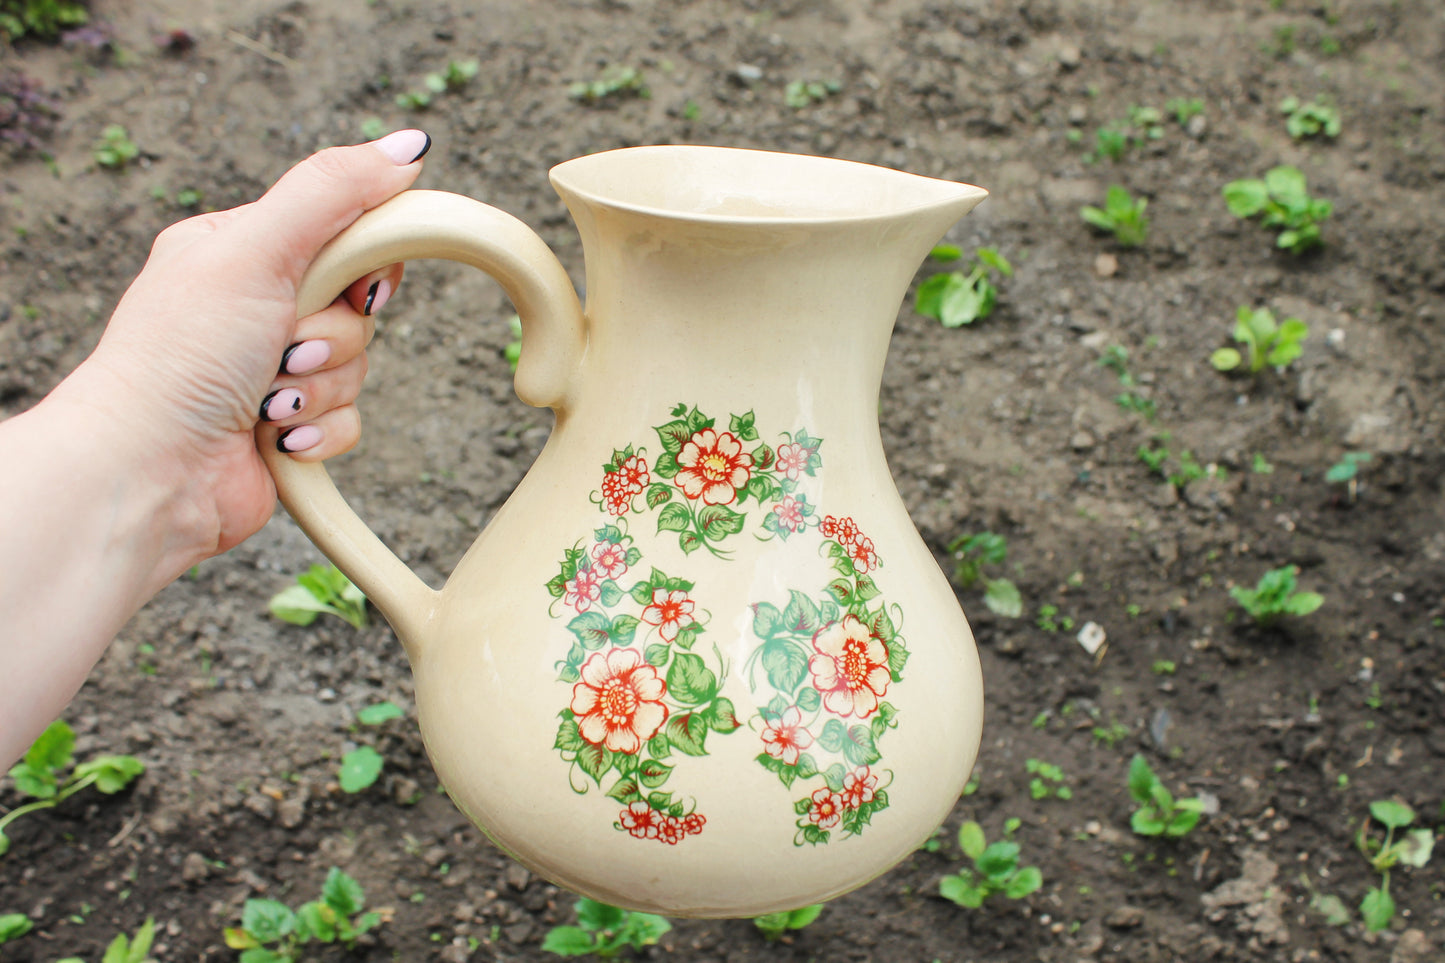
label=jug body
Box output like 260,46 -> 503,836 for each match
261,147 -> 988,916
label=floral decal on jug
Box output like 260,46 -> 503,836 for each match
546,404 -> 906,846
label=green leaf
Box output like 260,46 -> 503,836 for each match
752,602 -> 785,639
1361,886 -> 1395,932
296,901 -> 337,943
1399,828 -> 1434,868
656,502 -> 691,534
1310,891 -> 1351,927
728,410 -> 758,441
976,841 -> 1021,880
606,776 -> 642,803
1284,592 -> 1324,616
576,742 -> 610,782
622,911 -> 671,946
644,643 -> 671,667
840,724 -> 881,766
25,719 -> 76,775
1165,809 -> 1202,836
541,925 -> 599,955
930,243 -> 963,262
0,831 -> 8,856
1004,866 -> 1042,899
958,821 -> 986,860
1080,205 -> 1115,232
782,590 -> 823,634
1210,347 -> 1241,371
796,686 -> 821,712
759,637 -> 810,693
1370,799 -> 1416,829
645,483 -> 673,508
701,696 -> 741,733
1265,165 -> 1307,206
637,758 -> 673,789
976,246 -> 1013,276
914,271 -> 961,320
554,715 -> 584,752
939,275 -> 986,327
1222,178 -> 1269,218
696,503 -> 746,541
241,899 -> 297,944
663,712 -> 709,756
0,914 -> 32,943
267,583 -> 327,625
72,755 -> 145,794
665,652 -> 719,705
9,762 -> 58,799
356,701 -> 404,726
654,419 -> 692,455
338,746 -> 384,793
568,611 -> 614,650
939,873 -> 986,908
322,867 -> 365,916
1131,807 -> 1166,836
1127,755 -> 1157,803
756,752 -> 802,789
983,578 -> 1022,618
239,949 -> 289,963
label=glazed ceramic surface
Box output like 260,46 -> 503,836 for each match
260,146 -> 989,917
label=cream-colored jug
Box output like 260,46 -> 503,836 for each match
260,146 -> 987,917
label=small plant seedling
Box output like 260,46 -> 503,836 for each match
784,79 -> 840,109
939,820 -> 1043,908
54,918 -> 157,963
396,59 -> 478,109
1151,660 -> 1177,675
0,0 -> 89,42
359,116 -> 387,140
542,898 -> 671,957
915,246 -> 1013,328
568,66 -> 649,104
1092,721 -> 1130,748
504,314 -> 522,371
946,531 -> 1021,618
0,913 -> 31,944
1279,95 -> 1340,140
1210,305 -> 1308,374
752,904 -> 824,941
1222,165 -> 1332,253
1126,105 -> 1164,141
1080,185 -> 1149,247
1035,604 -> 1074,633
1025,759 -> 1072,800
1165,97 -> 1204,126
93,124 -> 138,170
1326,451 -> 1371,503
224,868 -> 384,962
337,701 -> 403,793
1229,565 -> 1323,627
1356,799 -> 1434,932
269,564 -> 368,629
1,719 -> 144,855
1127,754 -> 1206,837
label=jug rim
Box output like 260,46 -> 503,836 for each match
548,144 -> 988,227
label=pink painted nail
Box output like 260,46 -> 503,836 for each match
364,278 -> 393,316
259,387 -> 304,422
276,424 -> 323,454
373,129 -> 431,165
279,340 -> 331,376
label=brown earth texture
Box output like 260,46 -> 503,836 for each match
2,0 -> 1444,960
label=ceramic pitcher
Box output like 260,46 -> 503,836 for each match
260,146 -> 988,917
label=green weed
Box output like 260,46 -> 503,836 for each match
0,913 -> 31,945
939,821 -> 1043,907
396,59 -> 478,109
1280,95 -> 1340,139
542,898 -> 671,957
504,314 -> 523,371
753,904 -> 824,941
93,124 -> 138,170
1081,185 -> 1149,247
56,918 -> 155,963
569,66 -> 648,104
1165,97 -> 1204,126
784,79 -> 839,109
946,531 -> 1022,618
1357,800 -> 1434,932
1230,565 -> 1323,626
915,246 -> 1012,328
338,701 -> 403,794
0,0 -> 89,42
1,719 -> 144,856
1026,759 -> 1072,801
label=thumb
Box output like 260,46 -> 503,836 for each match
233,129 -> 432,281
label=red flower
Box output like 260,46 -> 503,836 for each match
807,788 -> 845,830
657,813 -> 686,845
590,541 -> 629,580
835,516 -> 860,546
808,614 -> 891,719
820,514 -> 840,539
674,429 -> 752,505
564,567 -> 602,612
771,495 -> 806,533
619,801 -> 659,839
760,706 -> 814,766
641,588 -> 696,643
570,648 -> 669,754
774,442 -> 811,480
848,536 -> 878,574
601,471 -> 633,516
841,766 -> 878,810
618,454 -> 650,492
682,813 -> 706,836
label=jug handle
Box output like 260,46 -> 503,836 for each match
258,189 -> 586,649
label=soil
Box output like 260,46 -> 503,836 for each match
2,0 -> 1443,960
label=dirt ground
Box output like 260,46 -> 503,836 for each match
2,0 -> 1443,960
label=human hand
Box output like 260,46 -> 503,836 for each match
60,129 -> 431,565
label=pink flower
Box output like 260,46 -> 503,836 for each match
674,429 -> 752,505
848,536 -> 878,573
808,614 -> 891,719
591,541 -> 630,580
564,567 -> 602,612
760,706 -> 814,766
807,788 -> 845,829
618,455 -> 650,492
841,766 -> 878,810
641,588 -> 696,643
619,801 -> 659,839
820,515 -> 840,539
771,495 -> 806,533
682,813 -> 706,836
570,648 -> 669,754
774,442 -> 811,480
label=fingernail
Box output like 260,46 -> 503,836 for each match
373,129 -> 431,165
259,387 -> 304,422
276,424 -> 323,454
279,340 -> 331,375
364,278 -> 393,316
